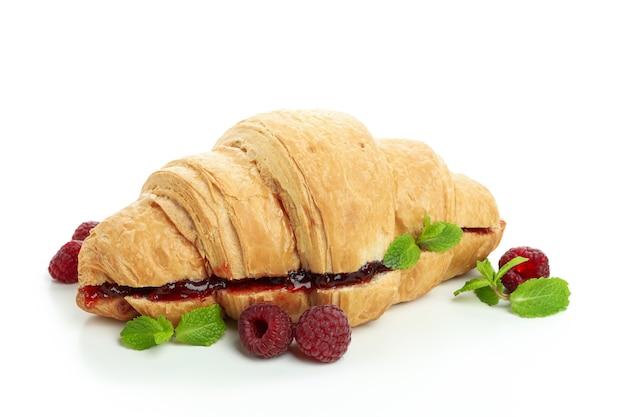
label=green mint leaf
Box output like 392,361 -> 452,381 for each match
509,278 -> 571,318
383,234 -> 421,270
417,221 -> 463,252
423,214 -> 432,228
475,259 -> 497,284
494,256 -> 529,282
120,315 -> 174,350
453,258 -> 507,304
174,305 -> 227,347
453,277 -> 491,296
475,286 -> 501,306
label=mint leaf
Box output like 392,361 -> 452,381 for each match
383,215 -> 462,270
475,258 -> 497,282
494,256 -> 528,282
383,234 -> 420,270
417,221 -> 463,252
174,304 -> 227,346
120,315 -> 174,350
455,256 -> 506,306
453,277 -> 491,296
509,278 -> 570,318
475,286 -> 500,306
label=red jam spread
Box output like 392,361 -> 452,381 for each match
79,261 -> 391,306
79,228 -> 494,307
461,227 -> 493,235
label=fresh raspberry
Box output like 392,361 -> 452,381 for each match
498,246 -> 550,293
71,221 -> 99,241
48,240 -> 83,284
238,302 -> 294,359
294,304 -> 351,363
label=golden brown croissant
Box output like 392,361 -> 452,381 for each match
76,109 -> 505,326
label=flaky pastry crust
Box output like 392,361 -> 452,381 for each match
76,109 -> 505,327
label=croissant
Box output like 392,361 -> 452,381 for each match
76,109 -> 505,327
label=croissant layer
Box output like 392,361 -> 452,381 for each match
77,109 -> 505,326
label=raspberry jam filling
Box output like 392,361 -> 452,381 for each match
79,261 -> 391,307
79,227 -> 495,308
462,227 -> 493,235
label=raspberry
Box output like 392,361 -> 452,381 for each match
498,246 -> 550,293
48,240 -> 83,284
294,304 -> 351,363
71,221 -> 99,241
238,302 -> 294,359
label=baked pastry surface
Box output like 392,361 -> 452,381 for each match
77,109 -> 505,326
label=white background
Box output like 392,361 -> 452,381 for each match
1,1 -> 624,416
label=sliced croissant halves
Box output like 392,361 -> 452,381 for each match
76,109 -> 505,326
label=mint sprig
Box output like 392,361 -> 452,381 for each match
175,305 -> 227,346
120,315 -> 174,350
509,278 -> 570,317
453,256 -> 571,318
383,234 -> 420,270
383,215 -> 462,270
418,217 -> 463,252
120,304 -> 226,350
